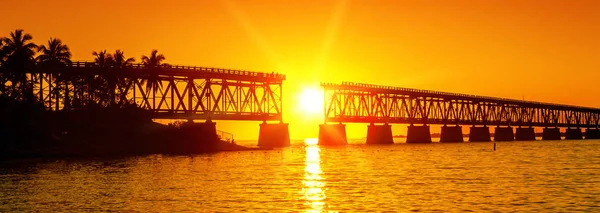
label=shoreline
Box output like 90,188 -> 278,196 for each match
0,134 -> 273,161
0,143 -> 273,161
0,99 -> 271,161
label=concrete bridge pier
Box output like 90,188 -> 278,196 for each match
469,126 -> 491,142
515,127 -> 536,141
178,120 -> 219,151
440,126 -> 463,142
584,129 -> 600,139
494,127 -> 514,141
542,128 -> 561,140
406,125 -> 432,143
366,123 -> 394,144
565,128 -> 583,140
184,120 -> 218,140
318,123 -> 348,145
258,122 -> 290,147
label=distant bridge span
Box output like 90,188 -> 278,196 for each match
322,82 -> 600,128
319,82 -> 600,144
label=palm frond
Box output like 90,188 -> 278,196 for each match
125,57 -> 135,64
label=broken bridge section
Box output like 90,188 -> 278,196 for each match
321,82 -> 600,144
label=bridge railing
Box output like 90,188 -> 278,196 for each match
68,61 -> 286,80
322,82 -> 600,112
217,130 -> 234,142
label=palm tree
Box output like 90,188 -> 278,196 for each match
1,29 -> 38,102
87,50 -> 114,106
37,38 -> 72,110
0,39 -> 4,65
112,50 -> 135,68
0,39 -> 6,94
37,38 -> 72,67
141,49 -> 166,109
92,50 -> 112,67
109,50 -> 135,106
141,49 -> 165,69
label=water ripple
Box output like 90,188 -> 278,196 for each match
0,140 -> 599,212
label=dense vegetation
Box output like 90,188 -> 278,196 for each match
0,29 -> 167,108
0,29 -> 232,158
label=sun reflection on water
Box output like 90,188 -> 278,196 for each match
302,138 -> 328,212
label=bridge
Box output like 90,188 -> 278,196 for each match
319,82 -> 600,145
31,62 -> 289,147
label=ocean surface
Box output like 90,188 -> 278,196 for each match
1,139 -> 600,212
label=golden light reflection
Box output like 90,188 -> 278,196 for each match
305,138 -> 319,145
302,138 -> 327,212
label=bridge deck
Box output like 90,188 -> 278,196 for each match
34,62 -> 285,121
322,82 -> 600,128
42,61 -> 285,82
323,82 -> 598,112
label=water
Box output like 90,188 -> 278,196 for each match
1,139 -> 600,212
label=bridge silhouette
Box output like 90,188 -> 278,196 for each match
27,62 -> 600,147
32,62 -> 289,147
319,82 -> 600,145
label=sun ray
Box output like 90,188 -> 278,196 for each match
219,0 -> 283,69
314,0 -> 349,74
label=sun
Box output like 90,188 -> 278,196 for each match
297,87 -> 324,117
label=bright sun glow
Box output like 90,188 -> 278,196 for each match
297,87 -> 324,117
304,138 -> 319,145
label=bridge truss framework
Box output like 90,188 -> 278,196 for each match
33,62 -> 285,121
322,82 -> 600,128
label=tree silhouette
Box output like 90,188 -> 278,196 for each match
37,38 -> 72,67
0,39 -> 4,62
141,49 -> 166,109
1,29 -> 38,102
109,50 -> 135,106
92,50 -> 113,67
141,49 -> 166,69
88,50 -> 114,106
0,39 -> 6,94
0,39 -> 4,64
112,50 -> 135,68
37,38 -> 72,109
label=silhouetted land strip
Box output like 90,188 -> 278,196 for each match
0,29 -> 266,160
0,97 -> 265,160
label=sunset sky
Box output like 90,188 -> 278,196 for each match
2,0 -> 599,139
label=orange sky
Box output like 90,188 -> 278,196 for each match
2,0 -> 600,140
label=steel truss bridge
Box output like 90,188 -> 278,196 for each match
33,62 -> 285,121
322,82 -> 600,128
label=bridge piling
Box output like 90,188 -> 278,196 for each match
542,128 -> 561,140
515,127 -> 536,141
366,124 -> 394,144
406,125 -> 432,143
440,126 -> 463,142
494,127 -> 514,141
179,120 -> 219,151
318,124 -> 348,145
258,122 -> 290,147
584,129 -> 600,139
469,126 -> 491,142
321,82 -> 600,141
565,128 -> 583,140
